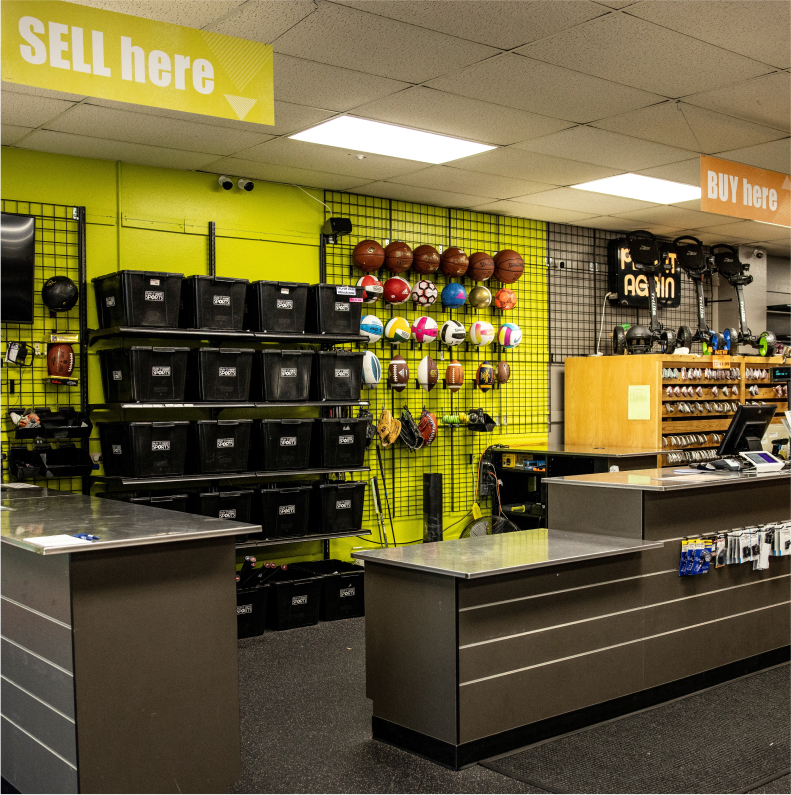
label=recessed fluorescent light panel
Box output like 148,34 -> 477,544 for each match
290,116 -> 495,164
571,173 -> 702,204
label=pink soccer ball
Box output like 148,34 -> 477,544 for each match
411,316 -> 438,344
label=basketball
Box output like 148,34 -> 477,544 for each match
498,323 -> 522,348
440,247 -> 469,277
468,252 -> 495,281
360,314 -> 384,343
446,359 -> 464,392
440,319 -> 466,346
417,355 -> 439,392
413,245 -> 441,275
383,276 -> 411,304
353,239 -> 385,272
385,316 -> 411,343
441,282 -> 466,308
468,285 -> 492,308
357,274 -> 383,303
496,361 -> 511,384
476,360 -> 495,392
411,280 -> 438,307
362,351 -> 382,387
47,343 -> 74,377
468,321 -> 495,347
411,316 -> 438,344
494,249 -> 524,283
494,288 -> 517,311
388,355 -> 409,392
384,241 -> 413,273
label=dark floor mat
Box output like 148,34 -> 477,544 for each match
482,664 -> 790,794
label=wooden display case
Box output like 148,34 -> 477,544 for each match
565,354 -> 788,459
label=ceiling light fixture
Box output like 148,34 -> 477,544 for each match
571,173 -> 701,204
290,116 -> 495,164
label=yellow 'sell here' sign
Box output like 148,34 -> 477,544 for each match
2,0 -> 274,125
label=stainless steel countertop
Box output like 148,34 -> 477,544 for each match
496,444 -> 664,458
1,492 -> 260,555
0,484 -> 82,501
544,466 -> 791,491
352,529 -> 662,579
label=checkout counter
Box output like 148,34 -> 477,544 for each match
1,485 -> 258,794
355,467 -> 791,769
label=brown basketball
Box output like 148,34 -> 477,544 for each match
468,252 -> 495,281
440,247 -> 469,277
494,249 -> 524,283
384,240 -> 413,273
413,244 -> 441,275
352,239 -> 385,273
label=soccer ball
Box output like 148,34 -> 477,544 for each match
411,280 -> 438,307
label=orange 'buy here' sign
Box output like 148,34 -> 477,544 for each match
700,155 -> 791,227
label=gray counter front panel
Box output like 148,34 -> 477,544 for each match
1,599 -> 73,674
547,484 -> 643,539
1,543 -> 72,624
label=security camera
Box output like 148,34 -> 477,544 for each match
218,175 -> 233,190
754,249 -> 765,260
238,178 -> 254,192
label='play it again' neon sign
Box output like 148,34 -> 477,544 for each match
607,238 -> 681,308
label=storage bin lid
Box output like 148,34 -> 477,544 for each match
195,347 -> 255,353
259,418 -> 313,425
129,346 -> 190,352
316,417 -> 368,424
252,280 -> 309,287
130,421 -> 190,427
259,349 -> 312,356
317,350 -> 365,357
93,270 -> 184,281
186,275 -> 249,284
318,481 -> 366,490
196,419 -> 253,425
199,490 -> 254,497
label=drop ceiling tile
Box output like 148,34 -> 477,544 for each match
1,126 -> 32,146
628,1 -> 791,70
593,102 -> 787,154
386,166 -> 552,200
426,54 -> 663,123
352,181 -> 494,209
201,157 -> 368,191
351,87 -> 573,146
334,1 -> 607,49
206,2 -> 317,42
468,200 -> 598,223
18,130 -> 217,170
0,93 -> 77,129
274,3 -> 499,84
636,158 -> 702,186
613,206 -> 744,228
755,240 -> 791,257
583,216 -> 678,234
682,229 -> 770,247
514,126 -> 696,169
66,0 -> 245,27
273,55 -> 410,112
593,1 -> 638,7
451,147 -> 622,185
2,81 -> 85,102
715,139 -> 791,174
683,72 -> 791,133
517,12 -> 772,97
520,187 -> 657,215
232,137 -> 430,180
45,104 -> 274,156
692,220 -> 791,241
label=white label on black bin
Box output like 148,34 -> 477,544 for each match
335,368 -> 350,378
276,299 -> 293,310
280,287 -> 290,294
219,509 -> 237,519
105,296 -> 116,307
112,370 -> 123,381
112,445 -> 122,454
213,295 -> 231,306
280,367 -> 297,377
152,441 -> 170,451
217,438 -> 235,448
336,285 -> 356,296
280,436 -> 297,446
145,290 -> 165,302
218,367 -> 236,377
149,278 -> 160,286
237,604 -> 252,615
334,302 -> 350,312
340,587 -> 355,598
292,595 -> 308,606
339,435 -> 354,444
152,366 -> 171,377
336,499 -> 352,510
279,504 -> 296,515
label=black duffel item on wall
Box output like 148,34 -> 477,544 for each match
305,283 -> 364,335
252,484 -> 313,540
313,481 -> 366,535
188,348 -> 253,401
312,350 -> 364,400
246,281 -> 309,333
180,275 -> 248,330
252,349 -> 313,402
249,419 -> 313,471
99,421 -> 189,478
100,346 -> 189,403
93,270 -> 183,328
188,419 -> 252,474
312,418 -> 368,469
191,490 -> 254,522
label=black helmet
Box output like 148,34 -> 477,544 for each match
41,275 -> 79,312
625,324 -> 652,354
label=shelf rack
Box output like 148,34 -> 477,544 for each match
235,529 -> 372,549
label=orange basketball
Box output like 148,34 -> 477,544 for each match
468,252 -> 495,281
384,241 -> 413,273
494,249 -> 524,283
353,239 -> 385,273
413,245 -> 441,275
440,247 -> 469,277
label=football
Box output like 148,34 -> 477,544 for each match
383,276 -> 411,304
388,355 -> 409,392
418,409 -> 438,446
446,359 -> 464,392
417,355 -> 439,392
494,249 -> 525,283
441,282 -> 467,308
360,314 -> 384,343
496,361 -> 511,384
498,323 -> 522,349
362,351 -> 382,387
439,319 -> 466,346
411,279 -> 438,307
357,274 -> 383,303
413,244 -> 441,275
468,252 -> 495,281
494,287 -> 517,311
353,239 -> 385,272
468,285 -> 492,308
468,321 -> 495,347
440,247 -> 469,277
47,343 -> 75,377
385,316 -> 411,344
384,240 -> 413,273
476,360 -> 495,392
412,316 -> 438,344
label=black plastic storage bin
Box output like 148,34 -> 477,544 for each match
93,270 -> 183,329
265,568 -> 321,631
313,481 -> 366,535
97,492 -> 189,512
191,490 -> 253,522
249,419 -> 313,471
188,420 -> 252,474
100,346 -> 189,403
188,348 -> 254,401
252,349 -> 312,402
304,283 -> 364,335
237,586 -> 269,639
312,418 -> 368,469
99,421 -> 189,478
8,445 -> 93,480
180,275 -> 249,330
312,350 -> 364,401
295,560 -> 365,621
246,281 -> 309,333
251,484 -> 313,539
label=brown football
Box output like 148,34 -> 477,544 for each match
468,252 -> 495,281
496,361 -> 511,384
418,410 -> 438,446
412,245 -> 441,275
353,239 -> 385,272
446,359 -> 464,393
47,343 -> 74,377
388,354 -> 409,392
440,246 -> 469,277
494,249 -> 524,283
384,241 -> 413,273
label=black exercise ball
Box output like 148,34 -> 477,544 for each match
41,275 -> 79,312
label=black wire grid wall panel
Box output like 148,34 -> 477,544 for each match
548,223 -> 714,362
1,200 -> 87,492
324,191 -> 548,521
